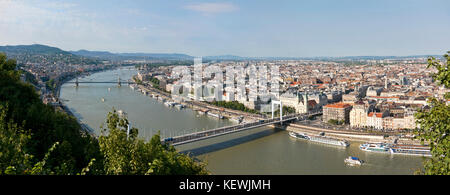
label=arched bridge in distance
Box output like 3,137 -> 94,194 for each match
66,75 -> 135,87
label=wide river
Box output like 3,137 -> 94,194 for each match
60,68 -> 424,175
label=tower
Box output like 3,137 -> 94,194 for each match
384,77 -> 388,89
304,92 -> 309,113
271,100 -> 283,124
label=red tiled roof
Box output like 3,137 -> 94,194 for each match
369,96 -> 400,99
290,81 -> 301,86
324,102 -> 351,109
368,112 -> 384,118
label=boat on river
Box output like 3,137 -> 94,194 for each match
345,156 -> 363,166
174,104 -> 185,110
359,142 -> 431,157
390,144 -> 431,157
207,112 -> 224,119
289,131 -> 349,147
359,143 -> 390,153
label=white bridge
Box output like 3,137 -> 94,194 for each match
161,111 -> 322,146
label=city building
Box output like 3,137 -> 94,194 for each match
366,111 -> 389,130
349,101 -> 374,128
323,102 -> 353,124
279,91 -> 310,113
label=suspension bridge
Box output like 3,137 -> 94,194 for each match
161,111 -> 322,146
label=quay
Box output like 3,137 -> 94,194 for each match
286,123 -> 423,144
286,124 -> 385,143
132,78 -> 264,123
58,102 -> 96,137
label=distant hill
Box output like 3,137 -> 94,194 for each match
1,44 -> 440,64
70,50 -> 193,61
69,49 -> 117,58
0,44 -> 100,65
0,44 -> 71,56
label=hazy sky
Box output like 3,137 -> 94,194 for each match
0,0 -> 449,57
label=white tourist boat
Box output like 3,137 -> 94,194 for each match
390,144 -> 432,157
344,156 -> 363,166
359,143 -> 391,153
360,142 -> 431,157
289,132 -> 349,147
289,132 -> 310,140
164,101 -> 176,107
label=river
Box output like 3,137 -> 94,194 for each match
60,67 -> 424,175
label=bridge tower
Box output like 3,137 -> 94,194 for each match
271,100 -> 283,125
127,124 -> 131,140
118,75 -> 121,87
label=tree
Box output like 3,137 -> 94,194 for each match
328,119 -> 344,125
0,104 -> 33,174
0,104 -> 72,175
98,109 -> 209,175
209,101 -> 259,114
1,53 -> 103,175
414,51 -> 450,175
1,53 -> 208,175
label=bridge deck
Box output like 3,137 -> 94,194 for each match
162,112 -> 322,146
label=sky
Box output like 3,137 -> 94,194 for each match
0,0 -> 449,57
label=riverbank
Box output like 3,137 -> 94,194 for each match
54,66 -> 125,135
286,123 -> 421,145
131,76 -> 263,123
287,124 -> 385,143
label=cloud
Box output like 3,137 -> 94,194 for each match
0,0 -> 116,49
184,2 -> 238,14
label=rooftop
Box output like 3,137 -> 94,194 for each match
324,102 -> 352,109
368,112 -> 384,118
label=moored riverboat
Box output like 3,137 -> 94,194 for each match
289,131 -> 349,147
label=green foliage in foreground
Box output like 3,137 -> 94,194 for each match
414,51 -> 450,175
98,110 -> 208,175
0,53 -> 208,175
1,53 -> 103,175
